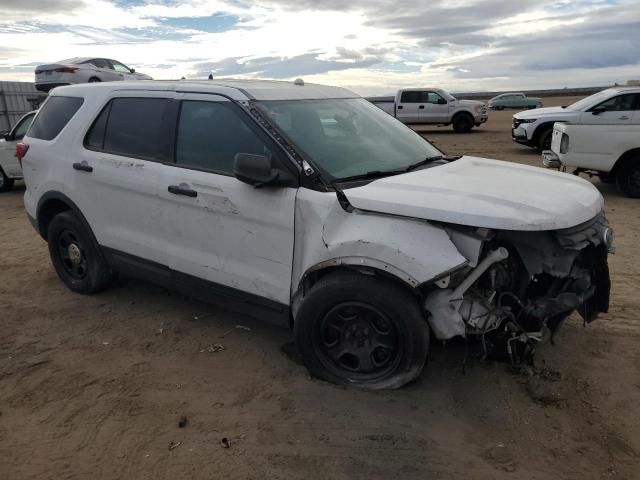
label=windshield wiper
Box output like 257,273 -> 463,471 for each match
335,169 -> 405,183
403,155 -> 444,172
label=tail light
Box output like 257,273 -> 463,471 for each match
54,67 -> 78,73
16,142 -> 29,165
560,133 -> 570,154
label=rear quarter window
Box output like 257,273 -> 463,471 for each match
27,96 -> 84,141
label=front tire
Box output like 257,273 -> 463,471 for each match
47,211 -> 113,293
294,271 -> 429,390
537,127 -> 553,152
452,113 -> 474,133
616,158 -> 640,198
0,167 -> 14,192
88,77 -> 101,83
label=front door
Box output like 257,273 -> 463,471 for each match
163,94 -> 297,308
421,91 -> 450,123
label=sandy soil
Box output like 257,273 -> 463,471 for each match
1,96 -> 639,480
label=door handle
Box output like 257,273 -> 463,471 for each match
397,105 -> 403,110
72,162 -> 93,173
419,105 -> 425,109
168,185 -> 197,197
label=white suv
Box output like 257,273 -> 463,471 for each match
20,80 -> 612,389
512,87 -> 640,151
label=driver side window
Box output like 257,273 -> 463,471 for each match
425,92 -> 445,104
111,62 -> 131,73
595,94 -> 636,112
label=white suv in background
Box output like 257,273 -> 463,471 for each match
0,110 -> 36,192
512,87 -> 640,151
19,80 -> 612,389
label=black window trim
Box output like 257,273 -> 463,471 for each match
168,98 -> 299,187
11,111 -> 36,139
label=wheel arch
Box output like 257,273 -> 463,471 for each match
532,121 -> 559,144
36,191 -> 96,243
452,110 -> 474,122
611,147 -> 640,176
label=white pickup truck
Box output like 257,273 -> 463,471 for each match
542,122 -> 640,197
368,88 -> 488,133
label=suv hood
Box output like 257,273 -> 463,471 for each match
344,156 -> 603,231
514,106 -> 576,119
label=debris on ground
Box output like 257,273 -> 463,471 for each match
168,441 -> 182,451
482,444 -> 517,472
178,416 -> 188,428
221,437 -> 231,449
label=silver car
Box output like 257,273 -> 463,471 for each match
34,57 -> 152,92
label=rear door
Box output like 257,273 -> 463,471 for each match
580,93 -> 636,125
70,92 -> 175,269
396,91 -> 423,124
163,93 -> 298,308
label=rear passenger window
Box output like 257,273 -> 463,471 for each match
400,91 -> 423,103
85,98 -> 171,161
28,96 -> 83,141
175,101 -> 270,174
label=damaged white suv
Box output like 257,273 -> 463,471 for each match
20,80 -> 612,389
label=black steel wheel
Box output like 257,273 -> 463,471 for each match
47,210 -> 113,293
295,271 -> 429,389
314,302 -> 402,380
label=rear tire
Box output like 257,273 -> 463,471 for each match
536,127 -> 553,152
88,77 -> 101,83
598,171 -> 616,184
294,271 -> 429,390
0,167 -> 14,192
452,113 -> 474,133
615,158 -> 640,198
47,211 -> 113,293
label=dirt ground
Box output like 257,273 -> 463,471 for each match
1,96 -> 639,480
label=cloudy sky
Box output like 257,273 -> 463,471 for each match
0,0 -> 638,95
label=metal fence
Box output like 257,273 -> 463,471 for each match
0,81 -> 47,133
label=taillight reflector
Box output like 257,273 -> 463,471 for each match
16,142 -> 29,164
54,67 -> 78,73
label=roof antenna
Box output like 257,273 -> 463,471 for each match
294,78 -> 304,86
208,73 -> 213,80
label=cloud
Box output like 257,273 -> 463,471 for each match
0,0 -> 638,94
194,51 -> 383,78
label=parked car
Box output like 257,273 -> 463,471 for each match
367,88 -> 487,132
542,122 -> 640,197
20,80 -> 611,389
0,110 -> 36,192
34,57 -> 152,92
512,87 -> 640,151
488,93 -> 542,110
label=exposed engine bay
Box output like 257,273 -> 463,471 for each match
424,212 -> 612,364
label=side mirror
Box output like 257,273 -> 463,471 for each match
437,99 -> 447,105
130,68 -> 136,73
591,105 -> 607,115
234,153 -> 281,187
3,132 -> 12,141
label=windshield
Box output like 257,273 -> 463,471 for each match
255,98 -> 442,180
566,89 -> 615,111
